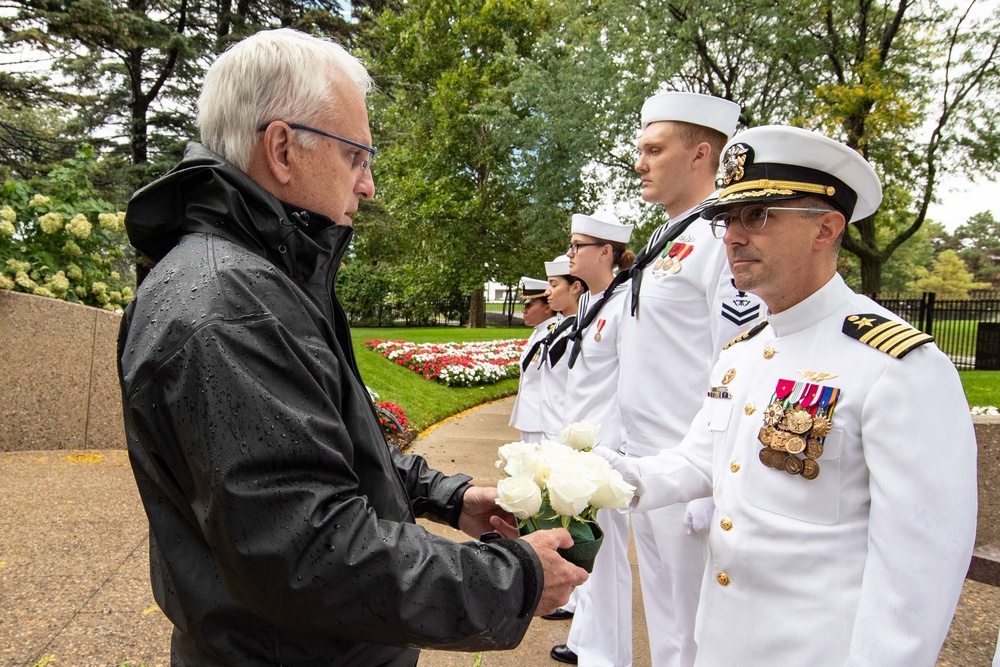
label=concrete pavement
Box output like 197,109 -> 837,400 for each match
1,396 -> 997,666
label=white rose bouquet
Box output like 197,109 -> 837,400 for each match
493,421 -> 635,571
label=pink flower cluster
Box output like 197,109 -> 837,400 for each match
363,338 -> 527,387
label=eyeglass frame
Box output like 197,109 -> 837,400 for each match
709,204 -> 834,239
566,241 -> 607,255
257,121 -> 377,173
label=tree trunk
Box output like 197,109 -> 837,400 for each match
859,253 -> 884,295
468,288 -> 486,328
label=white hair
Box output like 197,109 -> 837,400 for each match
197,28 -> 374,171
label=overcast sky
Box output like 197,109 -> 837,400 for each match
928,175 -> 1000,231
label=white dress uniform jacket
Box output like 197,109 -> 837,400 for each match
616,203 -> 763,667
621,274 -> 977,667
509,315 -> 559,441
539,316 -> 575,441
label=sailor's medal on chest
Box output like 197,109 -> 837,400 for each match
652,242 -> 694,278
594,318 -> 607,342
756,376 -> 841,480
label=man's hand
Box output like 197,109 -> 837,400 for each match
591,447 -> 644,490
520,528 -> 589,616
458,486 -> 515,539
684,496 -> 715,534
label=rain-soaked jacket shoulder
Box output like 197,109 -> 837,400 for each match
117,143 -> 541,666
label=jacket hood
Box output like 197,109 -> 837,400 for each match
125,142 -> 351,283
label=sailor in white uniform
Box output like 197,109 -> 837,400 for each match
601,125 -> 977,667
618,93 -> 764,667
509,276 -> 558,442
552,211 -> 636,666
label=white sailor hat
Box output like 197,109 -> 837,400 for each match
570,210 -> 634,244
704,125 -> 882,224
641,91 -> 741,138
545,254 -> 571,277
520,276 -> 549,303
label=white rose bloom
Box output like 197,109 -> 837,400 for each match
547,466 -> 599,517
496,476 -> 542,520
561,420 -> 600,451
535,441 -> 578,485
589,466 -> 636,510
496,441 -> 541,480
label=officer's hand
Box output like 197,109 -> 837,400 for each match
591,448 -> 644,490
520,528 -> 589,616
458,486 -> 515,539
684,496 -> 715,534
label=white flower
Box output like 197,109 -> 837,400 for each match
547,466 -> 599,517
561,420 -> 600,451
971,406 -> 999,416
496,476 -> 542,520
588,465 -> 636,510
535,440 -> 578,484
496,441 -> 542,481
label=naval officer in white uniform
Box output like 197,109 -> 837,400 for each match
552,211 -> 635,666
509,276 -> 558,442
618,92 -> 764,667
601,125 -> 977,666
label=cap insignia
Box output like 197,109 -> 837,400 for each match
722,143 -> 750,185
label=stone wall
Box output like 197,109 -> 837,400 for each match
0,290 -> 124,451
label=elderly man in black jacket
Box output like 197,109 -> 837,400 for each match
117,28 -> 586,667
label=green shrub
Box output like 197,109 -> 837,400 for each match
0,146 -> 134,311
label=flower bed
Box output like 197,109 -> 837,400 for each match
363,338 -> 526,387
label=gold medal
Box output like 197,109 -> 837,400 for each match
660,258 -> 675,272
804,438 -> 824,460
770,450 -> 789,468
762,401 -> 785,426
669,261 -> 682,274
801,458 -> 820,480
653,259 -> 664,271
784,434 -> 806,455
809,416 -> 832,438
781,408 -> 813,435
783,456 -> 804,475
759,447 -> 774,468
758,425 -> 776,446
769,431 -> 787,452
594,332 -> 602,341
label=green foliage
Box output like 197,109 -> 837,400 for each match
958,371 -> 1000,408
945,211 -> 1000,287
0,146 -> 134,310
906,249 -> 991,298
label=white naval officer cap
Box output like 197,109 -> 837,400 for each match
570,210 -> 634,244
520,276 -> 549,303
704,125 -> 883,224
545,254 -> 571,277
641,91 -> 742,138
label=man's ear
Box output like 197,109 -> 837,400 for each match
257,122 -> 296,186
815,211 -> 847,249
692,141 -> 713,170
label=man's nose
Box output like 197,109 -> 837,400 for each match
357,170 -> 375,200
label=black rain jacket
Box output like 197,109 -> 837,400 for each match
117,143 -> 542,666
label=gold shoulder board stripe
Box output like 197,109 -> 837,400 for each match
842,314 -> 934,359
723,320 -> 769,350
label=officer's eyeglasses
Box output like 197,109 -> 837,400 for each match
257,121 -> 377,174
566,242 -> 605,255
710,204 -> 833,239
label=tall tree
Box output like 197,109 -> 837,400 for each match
365,0 -> 551,327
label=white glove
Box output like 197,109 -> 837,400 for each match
591,447 -> 644,491
683,496 -> 716,535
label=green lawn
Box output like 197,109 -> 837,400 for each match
351,326 -> 531,432
351,327 -> 1000,433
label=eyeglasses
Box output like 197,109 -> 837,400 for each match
566,242 -> 606,255
710,204 -> 833,239
257,121 -> 377,173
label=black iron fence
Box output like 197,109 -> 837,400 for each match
872,291 -> 1000,370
